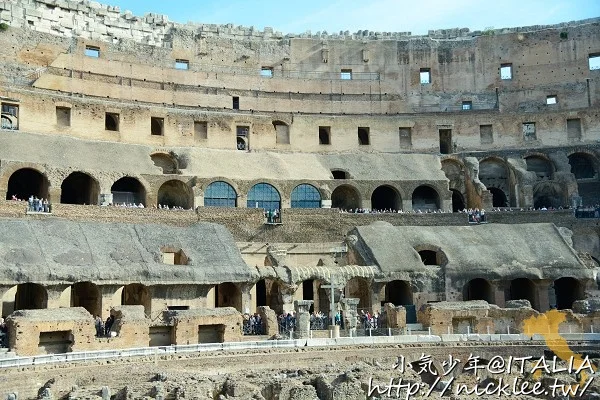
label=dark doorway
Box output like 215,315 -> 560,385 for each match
6,168 -> 49,201
439,129 -> 452,154
256,279 -> 267,308
61,172 -> 99,205
371,185 -> 401,211
157,180 -> 192,209
463,278 -> 494,303
385,280 -> 413,306
508,278 -> 536,309
412,186 -> 440,211
303,279 -> 314,301
418,250 -> 438,265
331,185 -> 361,210
15,283 -> 48,310
71,282 -> 101,317
451,189 -> 465,212
216,282 -> 242,312
569,153 -> 596,179
121,283 -> 151,316
488,187 -> 508,207
554,277 -> 583,310
111,177 -> 146,206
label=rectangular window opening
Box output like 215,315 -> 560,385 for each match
589,54 -> 600,71
194,121 -> 207,140
175,59 -> 189,70
105,112 -> 119,131
420,68 -> 431,84
1,103 -> 19,130
55,106 -> 71,127
462,101 -> 473,110
522,122 -> 536,141
260,67 -> 273,78
399,127 -> 412,149
340,69 -> 352,80
151,117 -> 164,136
500,63 -> 512,80
546,95 -> 557,105
319,126 -> 331,145
358,127 -> 370,145
237,125 -> 249,150
480,124 -> 493,145
275,122 -> 290,144
567,118 -> 582,140
85,46 -> 100,58
232,96 -> 240,110
439,129 -> 452,154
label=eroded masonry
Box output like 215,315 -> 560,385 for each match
0,0 -> 599,357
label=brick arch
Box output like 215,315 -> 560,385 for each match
198,177 -> 241,197
2,165 -> 53,202
413,244 -> 449,268
111,175 -> 150,206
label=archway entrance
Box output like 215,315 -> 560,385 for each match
385,280 -> 413,323
331,185 -> 361,210
554,278 -> 583,310
371,186 -> 401,211
412,186 -> 440,211
533,182 -> 564,209
345,277 -> 371,310
111,177 -> 146,206
215,282 -> 242,312
451,189 -> 465,212
15,283 -> 48,310
71,282 -> 101,317
6,168 -> 50,201
121,283 -> 151,316
61,172 -> 100,205
508,278 -> 536,309
157,180 -> 193,209
488,187 -> 508,207
463,278 -> 494,304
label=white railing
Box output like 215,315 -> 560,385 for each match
1,333 -> 599,369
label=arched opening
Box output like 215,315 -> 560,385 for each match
569,153 -> 596,179
303,279 -> 315,313
6,168 -> 50,201
151,153 -> 178,174
15,283 -> 48,310
291,184 -> 321,208
371,185 -> 401,211
525,156 -> 554,180
451,189 -> 465,212
345,277 -> 371,310
463,278 -> 494,304
111,177 -> 146,206
331,185 -> 361,210
256,279 -> 267,309
533,182 -> 565,209
71,282 -> 101,317
331,170 -> 349,179
215,282 -> 242,312
157,180 -> 193,209
385,280 -> 413,306
247,183 -> 281,211
60,172 -> 100,205
412,186 -> 440,211
121,283 -> 151,316
480,158 -> 513,207
488,187 -> 508,207
204,181 -> 237,207
554,277 -> 583,310
508,278 -> 536,309
418,250 -> 438,265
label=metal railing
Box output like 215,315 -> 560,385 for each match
575,207 -> 600,219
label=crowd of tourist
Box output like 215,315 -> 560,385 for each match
95,315 -> 115,338
359,310 -> 381,329
10,195 -> 52,213
265,209 -> 281,224
340,208 -> 453,214
575,205 -> 600,218
242,313 -> 264,335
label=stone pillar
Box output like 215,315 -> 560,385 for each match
240,283 -> 254,315
441,199 -> 452,213
362,199 -> 372,210
238,194 -> 248,208
491,281 -> 506,308
481,191 -> 493,210
46,284 -> 70,309
321,199 -> 332,208
258,306 -> 278,336
280,284 -> 297,314
100,284 -> 122,320
48,187 -> 61,205
535,280 -> 552,312
293,300 -> 313,339
520,185 -> 534,208
384,303 -> 407,329
402,199 -> 413,212
341,298 -> 359,336
370,282 -> 385,313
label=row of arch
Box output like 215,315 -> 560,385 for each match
2,276 -> 583,320
5,168 -> 446,211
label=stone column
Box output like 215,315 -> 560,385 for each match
402,199 -> 413,213
341,298 -> 359,336
257,306 -> 278,336
280,284 -> 297,314
293,300 -> 313,339
491,281 -> 506,308
369,282 -> 386,313
46,284 -> 70,309
100,284 -> 122,320
240,283 -> 254,315
48,187 -> 61,205
535,280 -> 552,312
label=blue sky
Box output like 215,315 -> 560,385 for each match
105,1 -> 599,35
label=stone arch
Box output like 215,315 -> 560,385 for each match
331,169 -> 352,180
450,189 -> 465,212
344,277 -> 371,310
414,244 -> 449,267
331,184 -> 361,210
463,278 -> 494,304
524,155 -> 554,180
488,187 -> 508,207
121,283 -> 151,316
411,185 -> 440,211
111,176 -> 147,206
371,185 -> 402,211
385,280 -> 413,306
291,184 -> 321,208
151,152 -> 178,174
5,167 -> 50,201
71,281 -> 101,317
157,179 -> 193,209
255,278 -> 286,314
60,171 -> 100,205
568,152 -> 598,179
554,277 -> 584,310
507,278 -> 536,309
479,157 -> 514,206
215,282 -> 242,312
15,283 -> 48,311
533,181 -> 566,209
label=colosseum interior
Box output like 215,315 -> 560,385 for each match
0,1 -> 599,398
